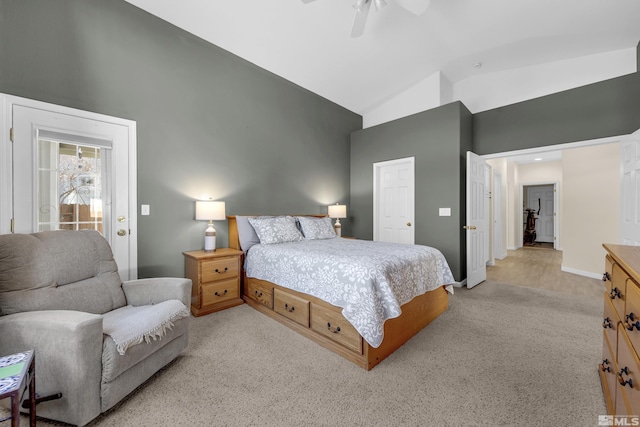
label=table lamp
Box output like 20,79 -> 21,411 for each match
328,203 -> 347,237
195,200 -> 226,251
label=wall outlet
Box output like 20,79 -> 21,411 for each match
439,208 -> 451,217
141,204 -> 150,216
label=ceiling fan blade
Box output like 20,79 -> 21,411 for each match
396,0 -> 430,15
351,0 -> 372,37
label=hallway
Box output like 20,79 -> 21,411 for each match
486,246 -> 605,298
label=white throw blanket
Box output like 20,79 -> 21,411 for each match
103,300 -> 190,355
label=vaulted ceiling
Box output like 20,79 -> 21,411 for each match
124,0 -> 640,115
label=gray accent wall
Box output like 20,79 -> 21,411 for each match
0,0 -> 361,278
473,42 -> 640,155
350,102 -> 472,281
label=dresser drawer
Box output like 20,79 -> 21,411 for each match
246,280 -> 273,309
604,255 -> 614,293
202,257 -> 239,283
617,327 -> 640,416
603,294 -> 620,351
624,279 -> 640,355
202,278 -> 239,306
600,330 -> 617,414
311,303 -> 362,354
610,263 -> 627,321
274,289 -> 309,327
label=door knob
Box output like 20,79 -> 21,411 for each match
407,222 -> 412,227
117,229 -> 127,236
117,216 -> 126,223
463,225 -> 477,230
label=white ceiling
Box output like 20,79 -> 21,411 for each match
124,0 -> 640,115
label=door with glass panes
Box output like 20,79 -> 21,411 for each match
10,102 -> 137,280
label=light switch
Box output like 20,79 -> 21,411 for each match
439,208 -> 451,217
141,204 -> 150,216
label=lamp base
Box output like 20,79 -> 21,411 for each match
334,221 -> 342,238
204,224 -> 217,252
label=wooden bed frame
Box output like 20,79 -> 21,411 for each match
228,215 -> 449,370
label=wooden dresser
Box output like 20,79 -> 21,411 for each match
600,244 -> 640,416
183,248 -> 243,316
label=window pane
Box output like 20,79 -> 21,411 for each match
37,140 -> 102,233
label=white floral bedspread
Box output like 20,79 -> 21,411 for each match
245,238 -> 455,348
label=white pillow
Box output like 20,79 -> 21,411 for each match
297,216 -> 336,240
235,216 -> 261,253
248,216 -> 304,244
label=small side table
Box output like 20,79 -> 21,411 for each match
183,248 -> 244,316
0,350 -> 35,427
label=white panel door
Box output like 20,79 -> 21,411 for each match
10,102 -> 137,280
621,129 -> 640,245
466,151 -> 488,288
374,157 -> 415,244
493,171 -> 504,259
526,185 -> 554,243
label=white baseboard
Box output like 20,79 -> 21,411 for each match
452,278 -> 467,288
560,265 -> 603,280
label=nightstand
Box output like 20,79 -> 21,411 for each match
183,248 -> 243,317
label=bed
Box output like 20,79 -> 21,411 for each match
228,215 -> 454,370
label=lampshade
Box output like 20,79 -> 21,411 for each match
195,201 -> 226,221
328,204 -> 347,219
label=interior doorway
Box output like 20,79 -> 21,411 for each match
523,184 -> 555,247
373,156 -> 415,244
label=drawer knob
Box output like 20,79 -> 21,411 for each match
284,303 -> 295,313
327,322 -> 341,333
609,287 -> 622,300
600,359 -> 611,373
254,290 -> 263,298
215,267 -> 228,274
618,367 -> 634,388
625,313 -> 640,331
603,272 -> 611,281
214,290 -> 228,297
602,317 -> 613,329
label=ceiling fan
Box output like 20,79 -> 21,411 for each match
302,0 -> 430,37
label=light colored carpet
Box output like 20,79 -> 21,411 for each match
4,281 -> 605,426
487,247 -> 605,297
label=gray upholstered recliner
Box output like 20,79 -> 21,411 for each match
0,230 -> 191,426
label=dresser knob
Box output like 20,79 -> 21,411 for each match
603,272 -> 611,281
601,359 -> 611,372
254,290 -> 263,298
602,317 -> 613,329
215,267 -> 228,274
609,287 -> 622,300
626,313 -> 640,331
618,367 -> 634,388
214,290 -> 228,297
327,322 -> 341,333
284,303 -> 295,313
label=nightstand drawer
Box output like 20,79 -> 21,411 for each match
274,289 -> 309,327
202,258 -> 239,283
202,278 -> 240,306
311,303 -> 362,354
246,280 -> 273,309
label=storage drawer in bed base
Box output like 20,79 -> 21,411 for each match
242,275 -> 449,370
